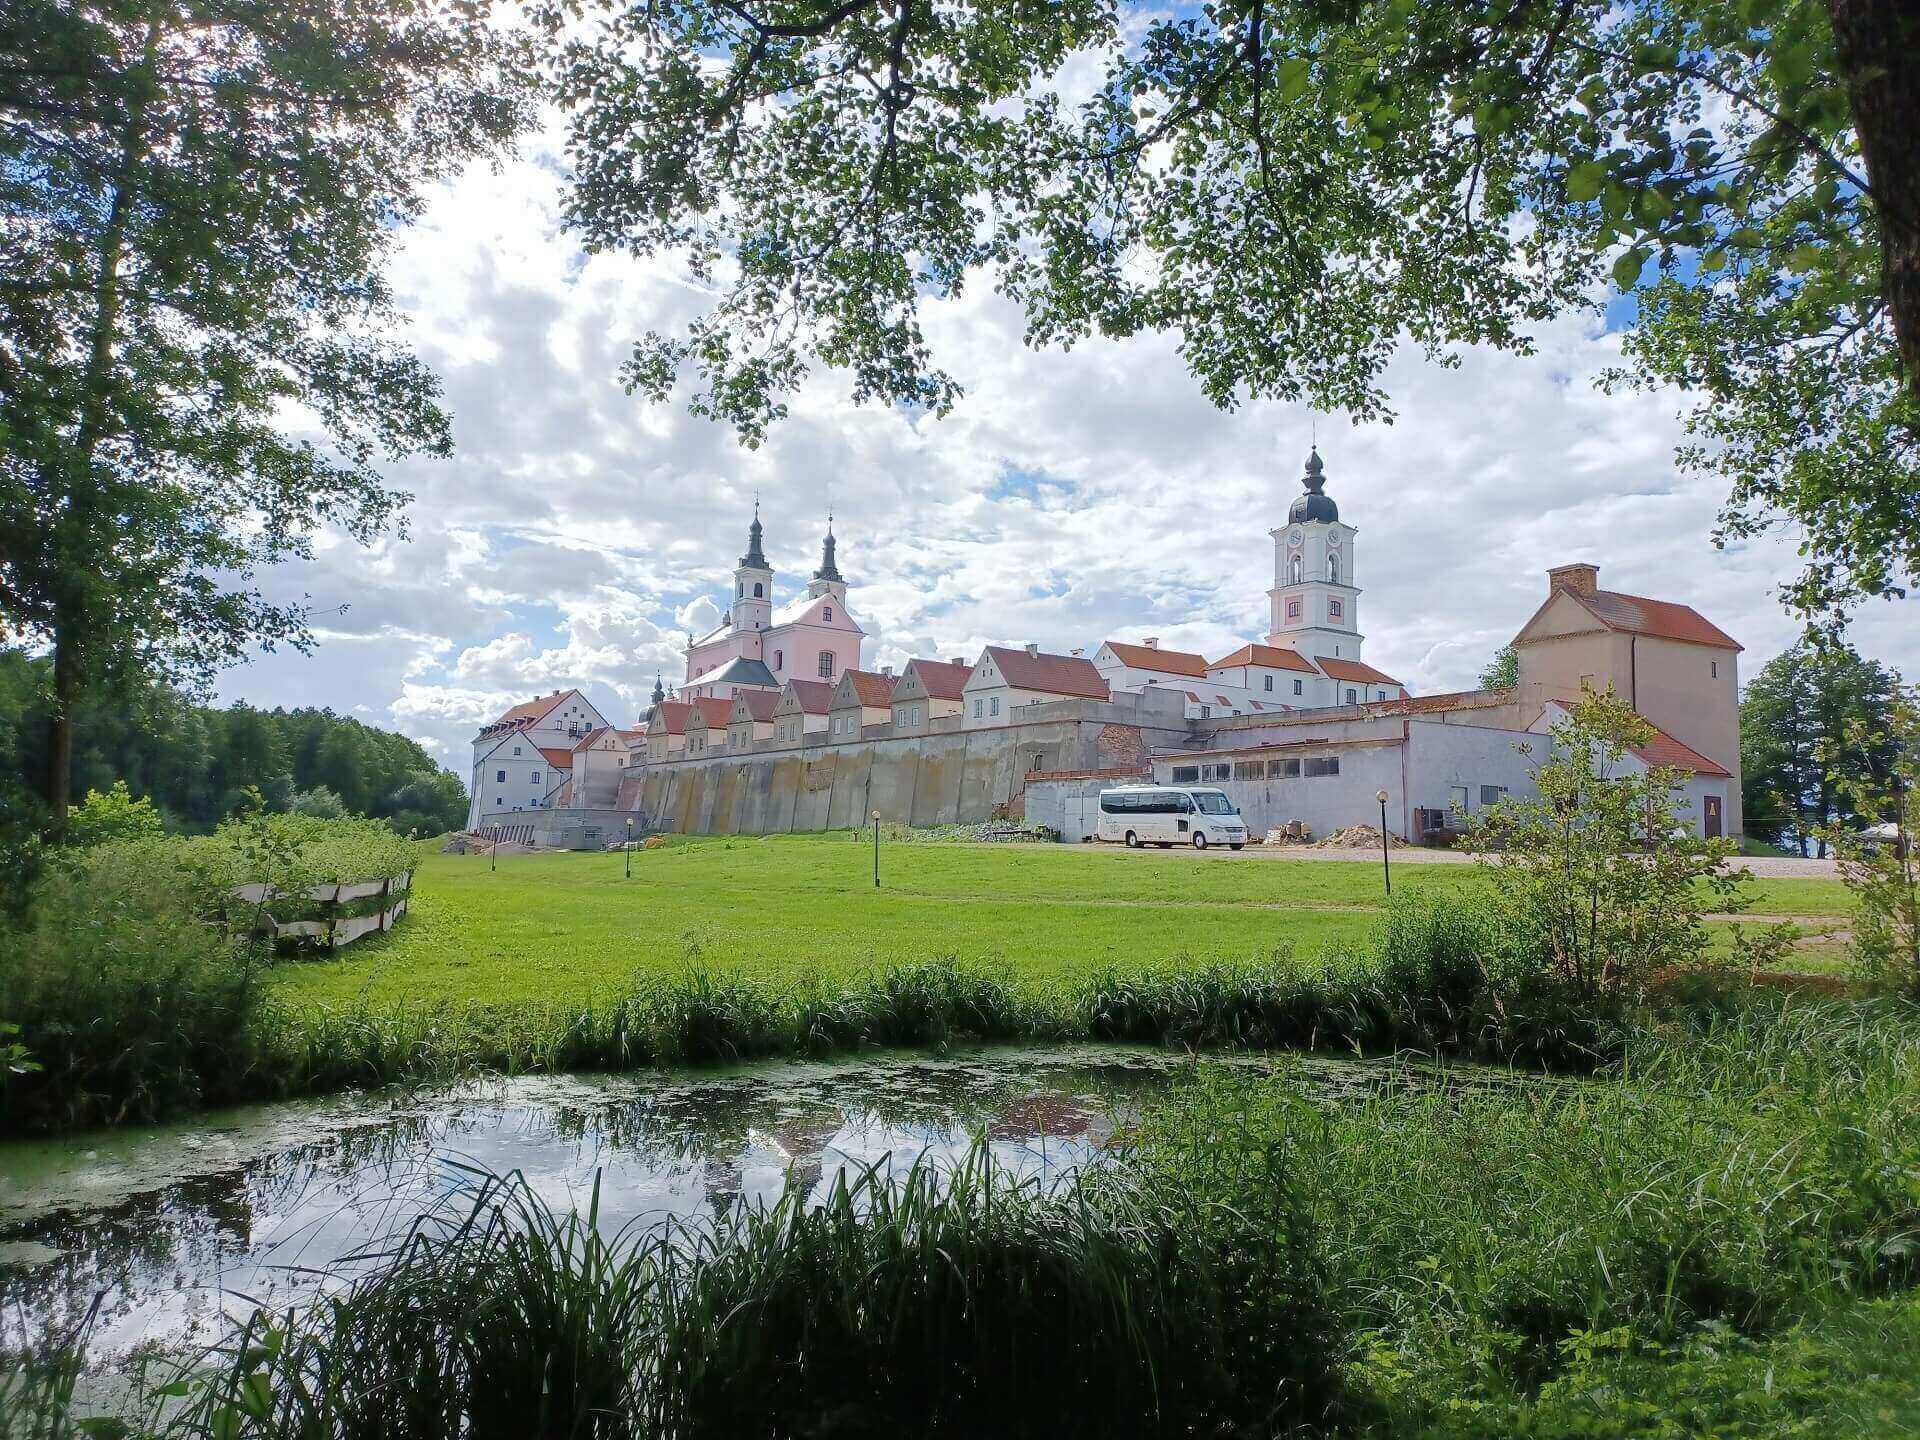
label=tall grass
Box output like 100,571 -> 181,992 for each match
146,1153 -> 1341,1439
1129,996 -> 1920,1408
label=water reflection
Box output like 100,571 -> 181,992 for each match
0,1049 -> 1163,1363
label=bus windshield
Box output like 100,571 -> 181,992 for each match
1192,790 -> 1237,815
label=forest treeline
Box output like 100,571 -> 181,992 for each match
0,651 -> 467,837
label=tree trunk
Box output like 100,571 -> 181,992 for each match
1828,0 -> 1920,393
45,635 -> 77,835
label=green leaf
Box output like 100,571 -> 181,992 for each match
1565,161 -> 1607,203
1276,57 -> 1312,102
1612,248 -> 1649,289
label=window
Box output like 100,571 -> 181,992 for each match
513,745 -> 522,756
774,649 -> 783,670
1711,660 -> 1719,678
1292,678 -> 1303,696
754,582 -> 764,597
990,696 -> 1000,716
1233,760 -> 1264,780
1202,763 -> 1233,782
823,606 -> 833,621
1264,675 -> 1274,692
1479,785 -> 1508,806
1272,758 -> 1302,779
818,652 -> 835,678
737,582 -> 744,596
1287,599 -> 1302,620
1329,599 -> 1343,618
1346,687 -> 1358,704
973,698 -> 983,718
531,771 -> 541,785
1200,704 -> 1211,718
1304,756 -> 1340,778
1378,690 -> 1388,701
1171,765 -> 1200,783
1450,785 -> 1469,814
496,770 -> 506,782
495,797 -> 502,806
1328,555 -> 1340,584
1290,554 -> 1303,584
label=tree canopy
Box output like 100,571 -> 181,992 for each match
546,0 -> 1917,618
0,650 -> 469,837
0,0 -> 532,827
1740,635 -> 1901,854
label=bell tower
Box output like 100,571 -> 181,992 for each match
1265,448 -> 1364,664
731,501 -> 773,650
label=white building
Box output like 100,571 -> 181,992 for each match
467,688 -> 611,830
961,645 -> 1109,728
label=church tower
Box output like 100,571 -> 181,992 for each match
805,518 -> 848,604
1266,448 -> 1364,664
731,502 -> 773,652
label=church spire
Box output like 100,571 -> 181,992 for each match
739,498 -> 767,569
1288,446 -> 1339,523
651,673 -> 665,705
813,514 -> 843,582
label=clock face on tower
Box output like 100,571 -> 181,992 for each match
1287,527 -> 1303,546
1327,529 -> 1343,549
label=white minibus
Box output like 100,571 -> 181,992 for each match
1094,786 -> 1248,850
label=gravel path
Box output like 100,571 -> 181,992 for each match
1092,843 -> 1840,878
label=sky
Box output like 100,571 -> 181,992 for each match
213,124 -> 1920,777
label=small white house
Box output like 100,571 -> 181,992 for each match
962,645 -> 1109,728
468,688 -> 611,829
1530,701 -> 1734,839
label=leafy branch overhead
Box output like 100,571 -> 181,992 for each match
546,0 -> 1918,615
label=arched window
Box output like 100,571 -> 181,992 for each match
737,582 -> 744,596
1289,554 -> 1303,585
773,649 -> 784,670
818,651 -> 835,678
1328,555 -> 1340,585
753,582 -> 763,597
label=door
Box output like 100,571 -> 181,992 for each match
1703,794 -> 1723,839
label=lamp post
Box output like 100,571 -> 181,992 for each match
872,809 -> 882,888
489,828 -> 496,874
625,817 -> 633,879
1375,789 -> 1392,896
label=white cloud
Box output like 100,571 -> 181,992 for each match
214,120 -> 1920,776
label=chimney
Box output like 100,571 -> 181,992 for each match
1070,647 -> 1084,657
950,657 -> 966,667
1548,563 -> 1599,597
880,664 -> 893,676
1143,637 -> 1159,649
1024,642 -> 1041,658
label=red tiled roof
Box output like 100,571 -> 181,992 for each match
840,669 -> 899,709
570,726 -> 609,752
1522,587 -> 1742,651
904,658 -> 973,701
1103,641 -> 1209,678
1209,643 -> 1320,674
480,689 -> 578,734
1317,656 -> 1404,687
731,689 -> 781,722
537,746 -> 576,769
616,727 -> 647,742
647,700 -> 692,736
782,679 -> 837,714
690,697 -> 735,728
1633,722 -> 1733,778
983,646 -> 1110,700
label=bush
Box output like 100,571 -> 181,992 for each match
0,839 -> 270,1131
64,779 -> 164,846
154,1152 -> 1343,1439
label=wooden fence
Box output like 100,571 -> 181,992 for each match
232,870 -> 413,948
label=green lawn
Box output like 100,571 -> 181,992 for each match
269,836 -> 1856,1013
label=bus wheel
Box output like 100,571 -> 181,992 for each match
1124,831 -> 1139,848
1191,832 -> 1209,850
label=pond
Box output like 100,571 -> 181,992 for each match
0,1045 -> 1498,1379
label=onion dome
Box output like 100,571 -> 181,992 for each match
1288,448 -> 1339,524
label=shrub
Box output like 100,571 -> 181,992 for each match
1826,689 -> 1920,998
285,784 -> 348,819
0,839 -> 270,1131
64,779 -> 164,846
1469,688 -> 1744,1001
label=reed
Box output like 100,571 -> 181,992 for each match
154,1151 -> 1342,1439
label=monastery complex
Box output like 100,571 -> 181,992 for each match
467,450 -> 1742,846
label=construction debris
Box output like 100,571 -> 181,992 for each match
1310,823 -> 1406,849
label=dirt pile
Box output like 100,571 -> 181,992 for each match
1310,824 -> 1406,849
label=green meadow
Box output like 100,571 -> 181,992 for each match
270,836 -> 1853,1013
